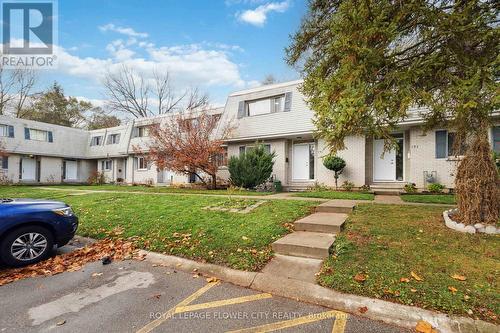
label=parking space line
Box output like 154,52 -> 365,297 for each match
331,313 -> 348,333
136,281 -> 219,333
175,293 -> 273,314
226,310 -> 347,333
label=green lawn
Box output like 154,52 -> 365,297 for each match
0,186 -> 317,271
318,204 -> 499,323
42,184 -> 273,196
400,194 -> 456,204
293,190 -> 374,200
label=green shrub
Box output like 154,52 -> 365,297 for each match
427,183 -> 445,193
323,154 -> 346,189
404,183 -> 417,193
341,180 -> 354,191
360,184 -> 371,192
228,144 -> 275,189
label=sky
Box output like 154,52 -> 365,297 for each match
36,0 -> 307,107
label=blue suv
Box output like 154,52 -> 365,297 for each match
0,198 -> 78,266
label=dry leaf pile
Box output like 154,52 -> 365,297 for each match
0,239 -> 138,286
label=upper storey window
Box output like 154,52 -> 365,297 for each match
0,124 -> 14,138
90,136 -> 103,146
237,92 -> 292,119
133,126 -> 149,138
246,95 -> 284,116
106,133 -> 120,145
25,128 -> 53,142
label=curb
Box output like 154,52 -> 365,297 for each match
138,249 -> 498,333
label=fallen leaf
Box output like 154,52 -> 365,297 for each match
448,286 -> 458,293
464,295 -> 470,300
411,271 -> 423,281
451,274 -> 466,281
241,236 -> 249,240
354,273 -> 366,282
56,320 -> 66,326
411,288 -> 417,293
91,272 -> 103,277
192,274 -> 199,278
0,239 -> 138,287
358,306 -> 368,314
400,277 -> 410,283
206,277 -> 218,283
415,320 -> 433,333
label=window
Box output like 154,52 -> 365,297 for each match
0,156 -> 8,170
136,126 -> 149,137
493,126 -> 500,153
90,136 -> 102,146
246,95 -> 284,116
214,147 -> 228,167
26,128 -> 52,142
102,160 -> 112,171
271,96 -> 285,113
239,144 -> 271,156
136,157 -> 147,170
107,133 -> 120,145
0,124 -> 14,138
435,130 -> 465,158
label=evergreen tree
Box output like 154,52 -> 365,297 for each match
287,0 -> 499,225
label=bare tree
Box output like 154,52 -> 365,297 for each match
0,66 -> 37,116
103,65 -> 150,118
261,74 -> 277,85
104,65 -> 209,118
14,68 -> 37,118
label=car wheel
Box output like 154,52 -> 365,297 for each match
0,226 -> 54,267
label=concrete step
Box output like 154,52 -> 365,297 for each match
315,200 -> 356,214
261,254 -> 323,283
272,231 -> 335,259
294,212 -> 347,234
370,183 -> 405,189
373,189 -> 402,196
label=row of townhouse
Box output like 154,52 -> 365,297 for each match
0,80 -> 499,190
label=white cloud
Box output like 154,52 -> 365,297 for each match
54,41 -> 247,90
238,1 -> 289,27
99,23 -> 149,38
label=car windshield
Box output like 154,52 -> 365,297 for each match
0,198 -> 13,203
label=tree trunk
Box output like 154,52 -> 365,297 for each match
334,174 -> 339,190
455,134 -> 499,225
211,174 -> 217,190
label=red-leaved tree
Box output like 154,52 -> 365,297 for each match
145,110 -> 232,189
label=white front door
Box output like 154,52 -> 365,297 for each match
293,144 -> 312,180
21,158 -> 36,181
373,139 -> 396,181
65,161 -> 78,180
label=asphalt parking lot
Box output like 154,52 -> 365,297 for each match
0,248 -> 410,333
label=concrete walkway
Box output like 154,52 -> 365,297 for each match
263,200 -> 355,283
36,187 -> 329,202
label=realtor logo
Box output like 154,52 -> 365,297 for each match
1,0 -> 57,68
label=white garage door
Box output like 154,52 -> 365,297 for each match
65,161 -> 78,180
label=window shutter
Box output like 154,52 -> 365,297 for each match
239,146 -> 246,156
1,156 -> 8,169
270,98 -> 276,113
24,128 -> 30,140
106,135 -> 112,144
101,161 -> 104,171
115,134 -> 120,144
237,101 -> 246,119
447,132 -> 455,156
284,92 -> 292,112
8,125 -> 14,138
134,157 -> 138,170
48,131 -> 53,142
435,130 -> 447,158
133,127 -> 138,138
